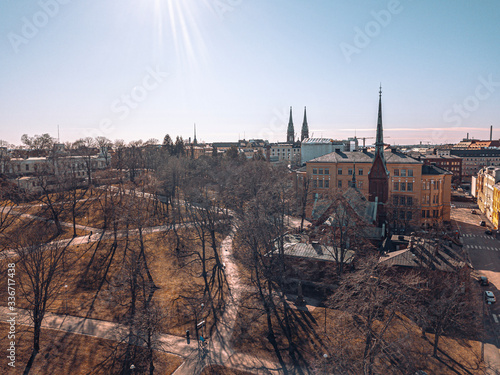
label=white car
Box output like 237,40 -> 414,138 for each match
485,291 -> 496,304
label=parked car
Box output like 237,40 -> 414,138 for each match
485,229 -> 493,235
485,291 -> 496,304
479,276 -> 489,286
480,220 -> 486,226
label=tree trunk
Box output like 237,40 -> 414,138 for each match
433,332 -> 440,357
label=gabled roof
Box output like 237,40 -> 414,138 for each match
279,242 -> 355,264
379,237 -> 468,271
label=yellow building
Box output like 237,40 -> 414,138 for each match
492,184 -> 500,229
304,149 -> 452,227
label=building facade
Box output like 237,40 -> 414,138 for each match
450,149 -> 500,182
476,167 -> 500,225
302,88 -> 452,229
421,155 -> 462,184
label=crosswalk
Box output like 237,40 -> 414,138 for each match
462,233 -> 495,239
465,244 -> 500,251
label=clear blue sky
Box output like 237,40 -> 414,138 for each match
1,0 -> 500,146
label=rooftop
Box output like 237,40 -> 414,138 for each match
302,138 -> 345,144
308,150 -> 422,164
279,242 -> 355,264
421,164 -> 453,175
379,237 -> 467,271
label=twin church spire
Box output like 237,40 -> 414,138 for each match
287,106 -> 309,143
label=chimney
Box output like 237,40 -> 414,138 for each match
490,125 -> 493,141
467,132 -> 469,140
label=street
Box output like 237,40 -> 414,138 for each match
452,201 -> 500,372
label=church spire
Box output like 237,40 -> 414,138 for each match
375,84 -> 384,156
301,106 -> 309,141
287,106 -> 294,143
368,85 -> 389,225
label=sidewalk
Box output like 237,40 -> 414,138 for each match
0,306 -> 193,358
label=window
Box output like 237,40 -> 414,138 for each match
400,211 -> 406,219
325,168 -> 330,175
401,182 -> 406,191
358,181 -> 363,189
394,182 -> 399,191
401,169 -> 406,177
407,211 -> 412,220
319,168 -> 323,175
313,168 -> 317,175
393,196 -> 399,205
348,168 -> 353,175
358,168 -> 363,175
407,182 -> 413,192
338,180 -> 342,188
25,164 -> 29,171
394,169 -> 399,176
422,210 -> 426,218
407,196 -> 413,206
325,180 -> 329,188
338,168 -> 342,175
313,180 -> 317,188
318,180 -> 323,188
408,169 -> 413,177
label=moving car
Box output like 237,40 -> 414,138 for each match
479,276 -> 489,286
485,229 -> 493,235
485,291 -> 496,304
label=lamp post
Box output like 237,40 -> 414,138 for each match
64,284 -> 68,314
130,364 -> 135,374
200,303 -> 205,337
323,353 -> 328,374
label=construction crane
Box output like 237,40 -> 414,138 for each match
353,136 -> 374,148
354,136 -> 391,148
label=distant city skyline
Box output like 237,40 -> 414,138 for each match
1,1 -> 500,146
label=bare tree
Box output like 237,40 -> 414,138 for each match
416,268 -> 481,357
15,224 -> 73,374
332,256 -> 423,375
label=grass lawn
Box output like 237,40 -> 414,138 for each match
230,293 -> 484,375
0,323 -> 183,374
0,227 -> 228,339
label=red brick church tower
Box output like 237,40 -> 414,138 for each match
368,86 -> 389,225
